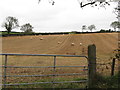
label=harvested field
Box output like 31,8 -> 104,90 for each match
1,33 -> 118,88
2,33 -> 118,56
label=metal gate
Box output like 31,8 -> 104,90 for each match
0,53 -> 88,88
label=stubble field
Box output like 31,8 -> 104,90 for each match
1,32 -> 118,88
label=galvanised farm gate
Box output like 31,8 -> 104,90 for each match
0,44 -> 96,89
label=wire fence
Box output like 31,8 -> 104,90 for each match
96,57 -> 118,77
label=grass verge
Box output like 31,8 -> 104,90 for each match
95,73 -> 119,88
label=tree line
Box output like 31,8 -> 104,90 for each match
81,21 -> 120,32
1,16 -> 120,34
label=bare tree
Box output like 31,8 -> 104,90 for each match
78,0 -> 110,8
2,16 -> 19,34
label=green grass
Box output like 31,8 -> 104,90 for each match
95,73 -> 119,88
4,77 -> 87,88
3,74 -> 119,89
0,31 -> 35,35
0,31 -> 21,35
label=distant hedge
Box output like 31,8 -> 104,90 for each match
0,31 -> 118,37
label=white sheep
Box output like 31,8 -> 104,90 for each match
40,38 -> 43,40
71,43 -> 75,46
80,43 -> 82,46
58,42 -> 61,44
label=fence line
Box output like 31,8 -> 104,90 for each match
96,58 -> 117,77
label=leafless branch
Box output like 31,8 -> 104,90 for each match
78,0 -> 110,8
80,1 -> 96,8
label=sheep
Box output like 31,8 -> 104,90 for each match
58,41 -> 61,44
80,43 -> 82,46
71,43 -> 75,46
40,38 -> 43,40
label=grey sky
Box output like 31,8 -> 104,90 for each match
0,0 -> 118,32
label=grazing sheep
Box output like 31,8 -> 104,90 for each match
40,38 -> 43,40
58,42 -> 61,44
80,43 -> 82,46
71,43 -> 75,46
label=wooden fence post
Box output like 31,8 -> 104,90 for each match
111,58 -> 115,76
88,44 -> 96,88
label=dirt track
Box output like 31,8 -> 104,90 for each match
2,33 -> 118,56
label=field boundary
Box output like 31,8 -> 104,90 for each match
0,31 -> 118,37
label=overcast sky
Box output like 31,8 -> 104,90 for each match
0,0 -> 118,32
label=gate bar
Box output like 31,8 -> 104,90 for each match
0,73 -> 88,77
0,80 -> 88,86
0,53 -> 88,59
0,65 -> 88,68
